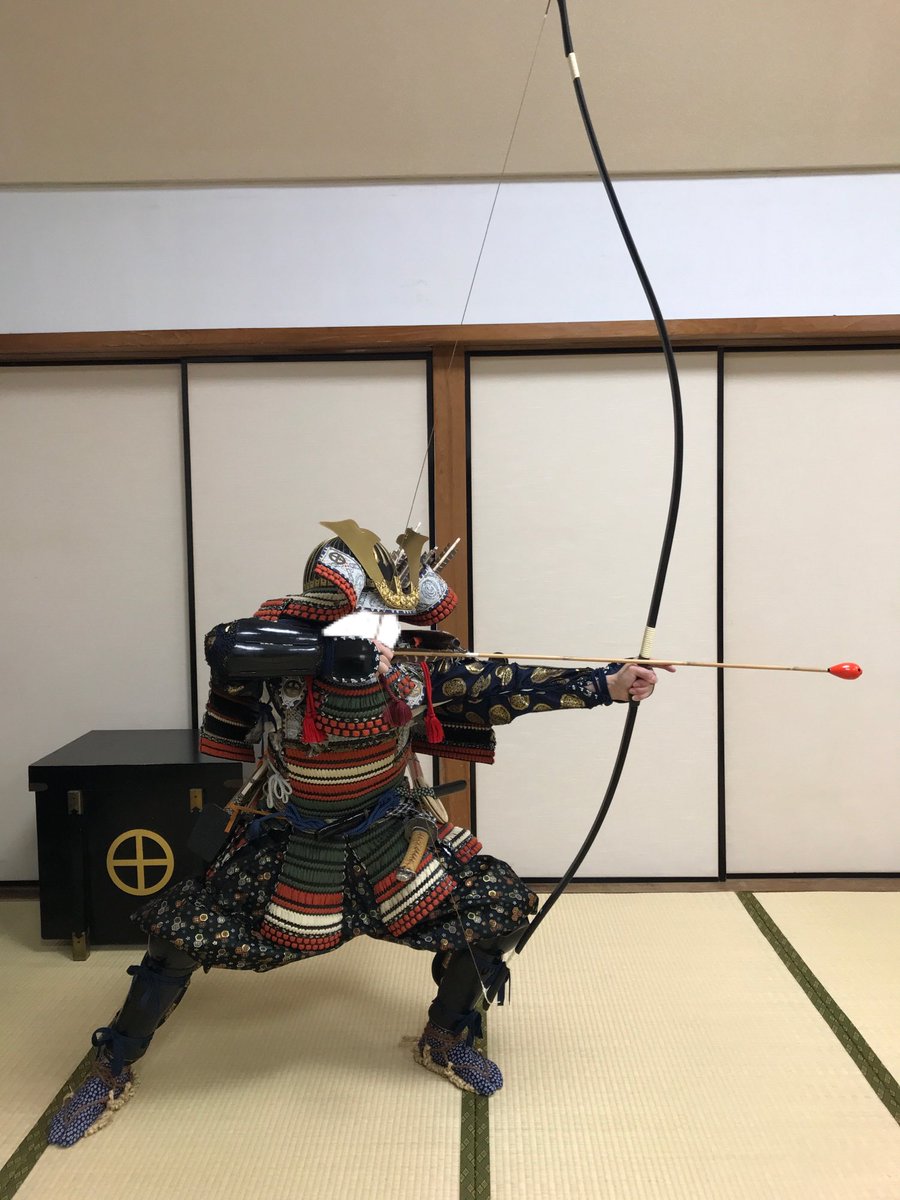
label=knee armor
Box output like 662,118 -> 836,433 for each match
429,923 -> 528,1030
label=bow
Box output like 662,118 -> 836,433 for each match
514,0 -> 686,955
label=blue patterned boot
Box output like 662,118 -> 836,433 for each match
47,944 -> 196,1148
414,1017 -> 504,1097
47,1028 -> 143,1148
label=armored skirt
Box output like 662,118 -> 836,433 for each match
135,650 -> 613,973
135,818 -> 537,973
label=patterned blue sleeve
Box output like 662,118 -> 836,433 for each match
427,658 -> 621,727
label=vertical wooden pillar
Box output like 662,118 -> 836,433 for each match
430,344 -> 474,829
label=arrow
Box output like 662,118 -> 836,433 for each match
393,649 -> 862,679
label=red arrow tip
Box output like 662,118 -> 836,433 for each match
828,662 -> 862,679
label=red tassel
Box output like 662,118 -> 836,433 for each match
381,673 -> 413,727
425,710 -> 444,744
421,664 -> 445,744
387,695 -> 413,726
303,682 -> 325,743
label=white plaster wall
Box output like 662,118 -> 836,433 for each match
470,353 -> 719,878
1,175 -> 897,881
1,174 -> 898,334
723,351 -> 900,872
0,366 -> 190,879
186,360 -> 430,697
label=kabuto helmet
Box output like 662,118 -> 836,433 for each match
293,519 -> 458,625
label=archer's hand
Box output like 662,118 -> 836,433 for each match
607,662 -> 675,703
374,640 -> 394,677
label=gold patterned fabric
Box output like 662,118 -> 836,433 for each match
411,657 -> 613,764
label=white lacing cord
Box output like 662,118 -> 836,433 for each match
265,770 -> 292,811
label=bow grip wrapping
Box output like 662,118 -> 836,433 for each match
209,617 -> 379,683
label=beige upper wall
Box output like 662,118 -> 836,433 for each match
2,0 -> 898,185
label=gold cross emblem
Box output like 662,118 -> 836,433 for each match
105,829 -> 175,896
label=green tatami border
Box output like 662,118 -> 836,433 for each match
0,1049 -> 95,1200
739,891 -> 900,1124
459,1010 -> 491,1200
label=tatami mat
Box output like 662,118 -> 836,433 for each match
3,903 -> 459,1200
756,892 -> 900,1084
6,892 -> 900,1200
489,893 -> 900,1200
0,901 -> 135,1163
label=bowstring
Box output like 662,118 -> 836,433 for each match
404,0 -> 552,530
407,1 -> 552,1016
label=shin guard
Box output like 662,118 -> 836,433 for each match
48,939 -> 199,1148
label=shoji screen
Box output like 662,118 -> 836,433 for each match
470,353 -> 719,878
723,351 -> 900,872
187,359 -> 430,699
0,366 -> 190,879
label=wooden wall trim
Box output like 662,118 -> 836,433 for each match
430,346 -> 473,829
2,315 -> 900,364
430,347 -> 470,650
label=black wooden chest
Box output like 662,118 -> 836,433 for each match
30,729 -> 238,958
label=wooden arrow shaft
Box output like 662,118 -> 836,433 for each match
392,649 -> 829,673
